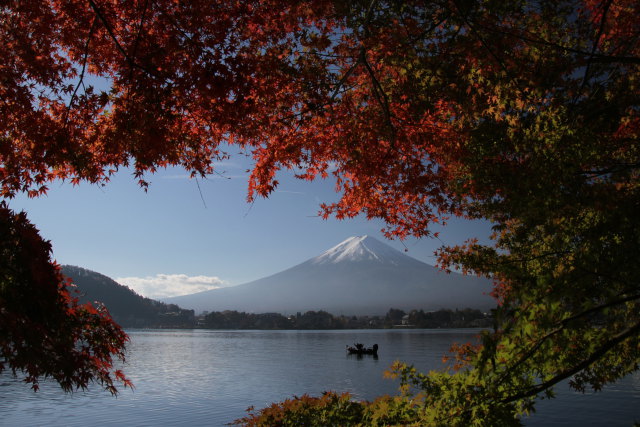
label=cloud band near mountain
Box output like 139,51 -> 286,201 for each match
115,274 -> 228,299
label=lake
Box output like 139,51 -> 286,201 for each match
1,329 -> 638,426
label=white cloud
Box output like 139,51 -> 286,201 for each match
115,274 -> 229,299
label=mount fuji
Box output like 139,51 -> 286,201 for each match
163,236 -> 495,315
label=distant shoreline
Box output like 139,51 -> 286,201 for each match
188,307 -> 493,330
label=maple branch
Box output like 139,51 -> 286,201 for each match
495,292 -> 640,387
562,292 -> 640,325
494,325 -> 563,385
579,162 -> 640,177
65,17 -> 97,126
154,2 -> 203,52
127,0 -> 151,82
572,264 -> 636,292
324,0 -> 395,143
327,0 -> 380,103
330,59 -> 360,102
87,0 -> 130,63
589,55 -> 640,64
357,0 -> 394,135
580,0 -> 614,91
362,0 -> 378,37
451,0 -> 513,80
195,177 -> 207,208
87,0 -> 160,79
359,48 -> 395,141
456,249 -> 573,270
500,319 -> 640,404
477,22 -> 640,65
399,8 -> 449,49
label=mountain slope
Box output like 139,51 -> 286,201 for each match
62,265 -> 194,328
164,236 -> 495,315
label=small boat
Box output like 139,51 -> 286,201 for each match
346,343 -> 378,356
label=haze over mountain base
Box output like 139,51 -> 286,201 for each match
164,236 -> 495,315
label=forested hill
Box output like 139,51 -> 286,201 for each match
61,265 -> 194,328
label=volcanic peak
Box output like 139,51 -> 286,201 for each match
311,235 -> 405,265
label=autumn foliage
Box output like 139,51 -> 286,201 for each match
0,203 -> 130,393
1,0 -> 639,422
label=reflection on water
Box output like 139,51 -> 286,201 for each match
0,329 -> 637,426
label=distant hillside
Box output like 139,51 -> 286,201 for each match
165,236 -> 495,315
62,265 -> 194,328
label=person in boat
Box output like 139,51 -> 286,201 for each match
347,343 -> 378,355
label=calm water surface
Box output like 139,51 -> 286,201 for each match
0,329 -> 638,426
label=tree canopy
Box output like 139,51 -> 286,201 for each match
1,0 -> 638,422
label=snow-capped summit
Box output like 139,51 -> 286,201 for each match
311,235 -> 406,265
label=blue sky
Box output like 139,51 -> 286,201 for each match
8,155 -> 491,299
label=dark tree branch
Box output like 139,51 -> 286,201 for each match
495,325 -> 564,386
360,48 -> 395,141
562,293 -> 640,325
580,0 -> 614,91
88,0 -> 161,79
127,0 -> 151,81
496,292 -> 640,387
500,320 -> 640,404
362,0 -> 378,36
589,55 -> 640,64
451,0 -> 517,86
579,162 -> 640,177
330,59 -> 360,101
477,21 -> 640,65
65,17 -> 97,127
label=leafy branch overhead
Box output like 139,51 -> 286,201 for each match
0,0 -> 638,422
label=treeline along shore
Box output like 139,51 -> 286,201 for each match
196,308 -> 492,330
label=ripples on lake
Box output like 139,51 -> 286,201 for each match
0,329 -> 638,426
